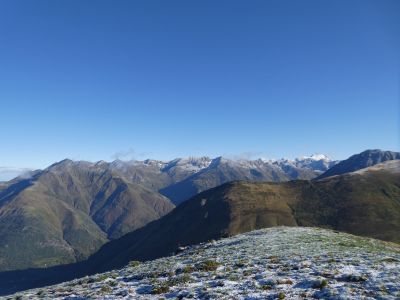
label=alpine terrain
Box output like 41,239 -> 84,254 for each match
0,153 -> 339,271
9,227 -> 400,299
0,154 -> 398,295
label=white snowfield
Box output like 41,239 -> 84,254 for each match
10,227 -> 400,299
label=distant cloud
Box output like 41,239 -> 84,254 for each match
0,167 -> 33,182
224,151 -> 265,161
111,148 -> 148,161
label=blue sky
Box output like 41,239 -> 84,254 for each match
0,0 -> 399,169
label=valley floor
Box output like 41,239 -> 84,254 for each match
7,227 -> 400,299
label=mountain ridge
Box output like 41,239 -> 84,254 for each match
0,158 -> 398,294
0,149 -> 398,274
0,161 -> 174,271
0,153 -> 337,272
317,149 -> 400,179
86,159 -> 400,274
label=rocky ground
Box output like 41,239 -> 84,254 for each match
6,227 -> 400,299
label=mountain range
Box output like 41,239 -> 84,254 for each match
316,149 -> 400,179
111,153 -> 338,205
0,149 -> 399,295
0,152 -> 338,272
86,158 -> 400,274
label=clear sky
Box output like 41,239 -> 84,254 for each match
0,0 -> 399,169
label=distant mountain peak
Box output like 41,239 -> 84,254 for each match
95,160 -> 108,167
162,157 -> 212,173
174,156 -> 212,166
317,149 -> 400,179
48,158 -> 74,167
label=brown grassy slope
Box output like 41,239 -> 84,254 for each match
304,171 -> 400,242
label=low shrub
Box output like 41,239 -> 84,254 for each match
129,260 -> 141,267
197,260 -> 220,271
313,279 -> 328,289
151,284 -> 169,294
100,285 -> 112,294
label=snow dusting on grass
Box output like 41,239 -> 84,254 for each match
8,227 -> 400,299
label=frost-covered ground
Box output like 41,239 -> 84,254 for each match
7,227 -> 400,299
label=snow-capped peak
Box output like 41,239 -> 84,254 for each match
163,157 -> 212,172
